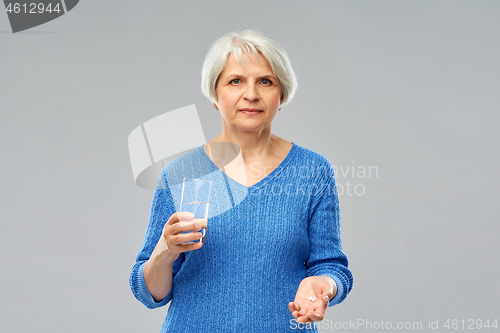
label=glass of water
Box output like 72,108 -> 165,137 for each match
179,177 -> 212,243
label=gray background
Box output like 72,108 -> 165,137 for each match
1,1 -> 499,332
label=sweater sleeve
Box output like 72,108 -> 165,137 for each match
305,161 -> 353,307
129,170 -> 184,309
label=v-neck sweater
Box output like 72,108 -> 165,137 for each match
130,142 -> 353,332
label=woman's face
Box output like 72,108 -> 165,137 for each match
214,51 -> 283,133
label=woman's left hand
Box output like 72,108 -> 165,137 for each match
288,276 -> 337,323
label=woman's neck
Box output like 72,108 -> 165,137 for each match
210,128 -> 280,162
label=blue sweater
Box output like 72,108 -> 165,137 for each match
130,142 -> 353,332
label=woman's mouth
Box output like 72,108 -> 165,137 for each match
240,108 -> 262,115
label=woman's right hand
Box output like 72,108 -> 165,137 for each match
144,211 -> 203,302
158,211 -> 204,262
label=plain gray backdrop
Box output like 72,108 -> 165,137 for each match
1,1 -> 498,332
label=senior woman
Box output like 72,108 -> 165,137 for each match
130,30 -> 353,332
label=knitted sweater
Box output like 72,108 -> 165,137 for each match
129,142 -> 353,332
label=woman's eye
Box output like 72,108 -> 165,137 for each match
261,79 -> 272,85
230,79 -> 240,84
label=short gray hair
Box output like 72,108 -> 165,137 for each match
201,30 -> 298,107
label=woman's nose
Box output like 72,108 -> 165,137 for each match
243,83 -> 259,101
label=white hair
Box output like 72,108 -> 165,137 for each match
201,30 -> 298,107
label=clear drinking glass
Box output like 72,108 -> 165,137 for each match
179,177 -> 212,243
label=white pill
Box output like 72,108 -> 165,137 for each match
309,296 -> 317,301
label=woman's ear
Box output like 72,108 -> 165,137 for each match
212,103 -> 219,111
